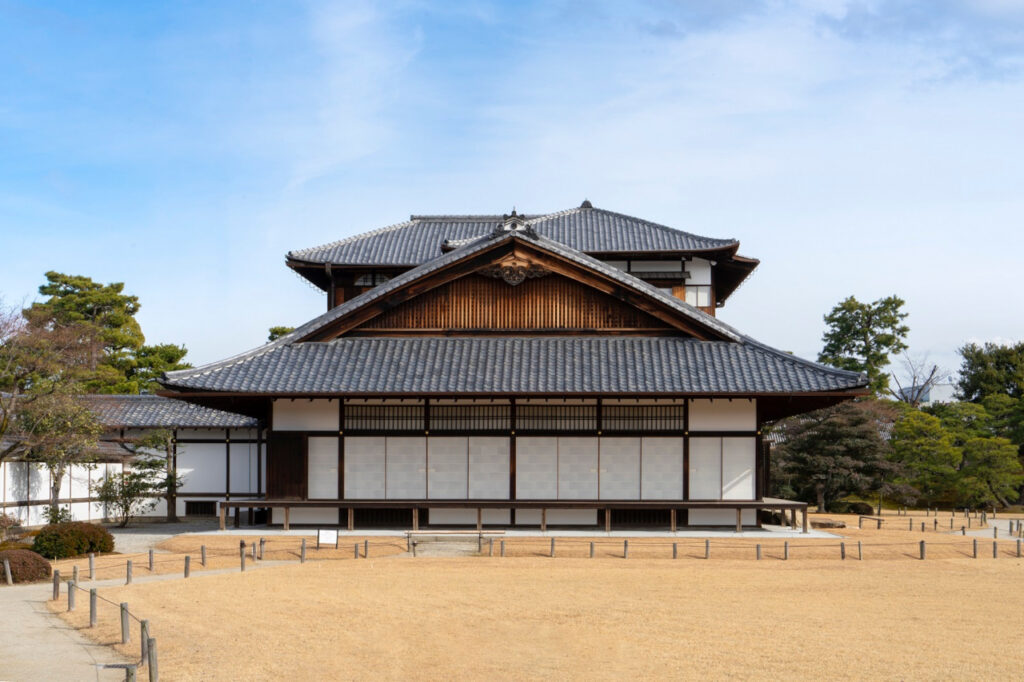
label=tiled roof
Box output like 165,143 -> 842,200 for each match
85,395 -> 256,428
287,205 -> 737,266
162,337 -> 865,395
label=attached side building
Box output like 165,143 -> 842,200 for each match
162,203 -> 867,529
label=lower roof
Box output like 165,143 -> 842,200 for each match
162,337 -> 865,396
86,394 -> 257,428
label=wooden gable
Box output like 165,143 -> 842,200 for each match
349,272 -> 673,335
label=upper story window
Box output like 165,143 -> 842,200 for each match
685,286 -> 711,307
354,273 -> 392,286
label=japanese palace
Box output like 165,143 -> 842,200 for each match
159,201 -> 868,529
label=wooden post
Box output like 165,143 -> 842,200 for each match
672,543 -> 678,560
605,508 -> 611,533
489,538 -> 494,557
704,539 -> 710,559
52,570 -> 60,600
140,620 -> 149,663
589,541 -> 595,558
283,507 -> 290,531
67,581 -> 75,611
219,504 -> 226,531
126,664 -> 138,682
251,542 -> 256,562
354,543 -> 359,559
184,556 -> 190,578
147,549 -> 153,572
962,526 -> 966,535
550,538 -> 555,558
909,519 -> 913,531
476,508 -> 482,532
411,541 -> 417,557
756,544 -> 761,560
993,527 -> 998,539
1017,539 -> 1021,558
201,545 -> 207,567
89,553 -> 95,580
240,541 -> 246,572
90,589 -> 97,627
858,540 -> 863,560
300,539 -> 306,563
412,507 -> 419,531
783,541 -> 789,561
500,540 -> 505,557
841,542 -> 846,560
259,537 -> 266,560
933,519 -> 938,531
993,541 -> 998,559
2,558 -> 11,586
919,540 -> 926,560
858,517 -> 863,529
670,509 -> 677,533
802,508 -> 808,534
126,560 -> 132,585
623,540 -> 628,559
120,602 -> 130,644
363,540 -> 368,558
973,538 -> 978,558
73,565 -> 79,584
348,507 -> 354,531
541,509 -> 547,533
147,637 -> 158,682
735,508 -> 742,533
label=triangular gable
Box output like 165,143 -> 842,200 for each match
296,227 -> 740,342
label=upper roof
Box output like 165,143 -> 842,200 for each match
86,394 -> 257,428
163,225 -> 864,397
287,204 -> 740,267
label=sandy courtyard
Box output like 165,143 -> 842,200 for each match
53,545 -> 1024,681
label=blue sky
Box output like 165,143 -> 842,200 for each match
2,0 -> 1023,382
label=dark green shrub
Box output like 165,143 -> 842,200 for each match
31,522 -> 114,559
830,501 -> 850,513
848,502 -> 875,515
0,549 -> 52,583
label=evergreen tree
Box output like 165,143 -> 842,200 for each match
818,295 -> 909,394
889,410 -> 960,504
956,341 -> 1024,402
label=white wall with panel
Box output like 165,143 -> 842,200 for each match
640,437 -> 684,500
307,437 -> 339,499
515,509 -> 597,525
688,399 -> 756,431
468,437 -> 509,499
344,436 -> 385,499
516,437 -> 557,499
689,509 -> 756,525
428,509 -> 510,524
689,438 -> 722,500
558,437 -> 598,500
272,399 -> 338,431
272,507 -> 337,524
385,437 -> 426,499
176,442 -> 225,493
721,437 -> 756,500
230,442 -> 259,493
598,437 -> 640,500
427,437 -> 468,499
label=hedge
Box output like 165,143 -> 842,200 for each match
32,522 -> 114,559
0,549 -> 52,583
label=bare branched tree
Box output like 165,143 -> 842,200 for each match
888,353 -> 947,408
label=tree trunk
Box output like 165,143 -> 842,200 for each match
48,463 -> 67,521
816,485 -> 826,513
165,440 -> 178,523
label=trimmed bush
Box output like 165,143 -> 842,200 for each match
31,522 -> 114,559
848,502 -> 875,515
0,549 -> 52,583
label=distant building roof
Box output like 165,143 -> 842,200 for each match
85,395 -> 256,429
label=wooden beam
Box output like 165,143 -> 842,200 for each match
412,507 -> 419,531
348,507 -> 354,531
735,508 -> 742,533
605,508 -> 611,533
476,508 -> 482,532
540,508 -> 547,533
283,507 -> 290,531
670,508 -> 677,533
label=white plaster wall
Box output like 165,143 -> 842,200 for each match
273,399 -> 338,431
558,437 -> 598,500
598,437 -> 640,500
70,465 -> 91,498
28,464 -> 48,502
689,399 -> 756,431
689,438 -> 722,499
307,437 -> 339,499
344,437 -> 385,499
468,437 -> 509,499
640,437 -> 684,500
515,509 -> 597,525
721,438 -> 756,501
688,509 -> 756,525
230,443 -> 258,494
687,258 -> 712,285
427,437 -> 468,499
385,437 -> 426,499
176,442 -> 226,493
271,507 -> 338,525
516,437 -> 557,499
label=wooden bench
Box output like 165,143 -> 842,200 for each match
858,515 -> 884,529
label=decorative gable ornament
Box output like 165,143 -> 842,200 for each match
479,255 -> 549,286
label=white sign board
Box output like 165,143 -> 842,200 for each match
317,528 -> 339,549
